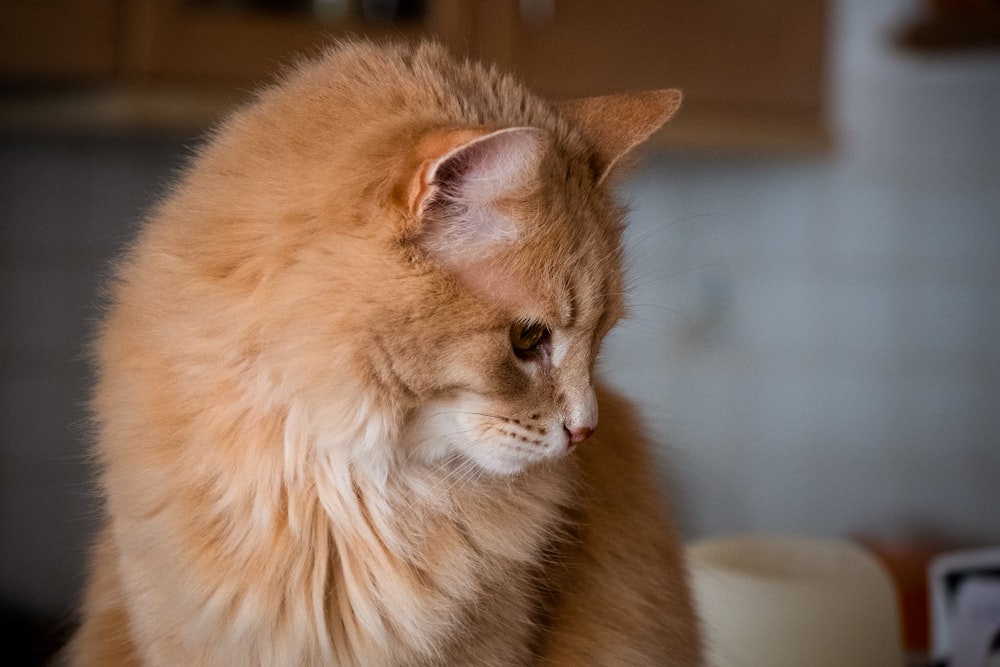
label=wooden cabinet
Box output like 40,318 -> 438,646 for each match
114,0 -> 473,83
0,0 -> 826,150
0,0 -> 470,84
474,0 -> 827,150
0,1 -> 118,79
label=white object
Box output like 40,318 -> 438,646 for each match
950,578 -> 1000,667
687,534 -> 904,667
929,546 -> 1000,665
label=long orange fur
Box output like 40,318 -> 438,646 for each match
67,40 -> 701,665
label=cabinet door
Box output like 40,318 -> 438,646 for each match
0,1 -> 117,80
119,0 -> 474,84
474,0 -> 827,150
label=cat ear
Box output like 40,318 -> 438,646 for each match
407,126 -> 548,265
559,89 -> 682,182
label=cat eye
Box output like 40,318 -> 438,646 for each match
510,321 -> 550,359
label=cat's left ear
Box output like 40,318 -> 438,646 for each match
404,126 -> 548,266
559,89 -> 682,183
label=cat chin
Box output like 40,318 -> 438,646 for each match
407,445 -> 565,480
466,451 -> 567,478
400,432 -> 562,479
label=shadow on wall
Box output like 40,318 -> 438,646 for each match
0,133 -> 193,663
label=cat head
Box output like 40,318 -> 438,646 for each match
178,43 -> 680,479
375,91 -> 681,476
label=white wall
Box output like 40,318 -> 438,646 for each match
603,0 -> 1000,542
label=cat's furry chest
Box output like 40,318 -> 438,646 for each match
297,452 -> 581,666
112,445 -> 579,666
85,378 -> 576,666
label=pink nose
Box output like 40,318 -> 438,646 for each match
565,425 -> 594,446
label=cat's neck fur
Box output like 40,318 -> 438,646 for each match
184,385 -> 577,666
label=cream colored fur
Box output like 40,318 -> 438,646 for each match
67,40 -> 700,665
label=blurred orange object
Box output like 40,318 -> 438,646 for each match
857,537 -> 953,653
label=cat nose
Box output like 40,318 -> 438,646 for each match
563,383 -> 598,447
564,425 -> 595,446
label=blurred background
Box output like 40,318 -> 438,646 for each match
1,0 -> 997,663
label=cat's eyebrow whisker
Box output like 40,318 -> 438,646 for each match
627,303 -> 697,327
621,212 -> 726,249
615,318 -> 684,343
623,262 -> 720,293
589,242 -> 626,269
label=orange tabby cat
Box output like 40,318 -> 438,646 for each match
67,40 -> 701,665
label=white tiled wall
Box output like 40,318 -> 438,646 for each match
602,0 -> 1000,541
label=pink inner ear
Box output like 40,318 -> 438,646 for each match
414,127 -> 547,267
424,127 -> 547,211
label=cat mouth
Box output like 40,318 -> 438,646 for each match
402,399 -> 584,476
